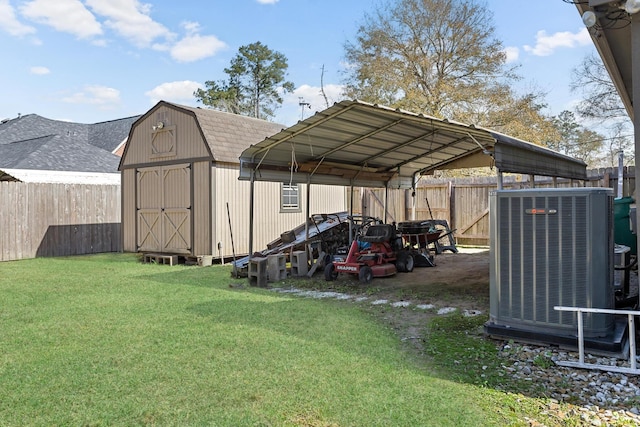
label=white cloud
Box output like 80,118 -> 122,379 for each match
181,20 -> 200,35
30,66 -> 50,75
14,0 -> 224,64
503,46 -> 519,63
20,0 -> 102,39
257,0 -> 279,4
145,80 -> 203,104
171,34 -> 227,62
276,84 -> 345,125
168,21 -> 226,62
85,0 -> 172,47
289,84 -> 344,109
62,85 -> 120,106
523,27 -> 591,57
0,0 -> 36,36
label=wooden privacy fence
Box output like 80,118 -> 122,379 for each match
1,167 -> 634,260
0,182 -> 121,261
350,167 -> 636,246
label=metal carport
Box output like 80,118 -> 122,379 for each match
239,100 -> 587,254
240,100 -> 586,189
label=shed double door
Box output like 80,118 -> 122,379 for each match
137,164 -> 192,254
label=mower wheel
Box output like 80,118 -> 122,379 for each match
324,262 -> 338,281
396,251 -> 415,273
359,265 -> 373,284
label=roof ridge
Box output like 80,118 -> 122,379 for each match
90,115 -> 142,125
162,100 -> 286,127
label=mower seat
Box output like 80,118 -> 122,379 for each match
360,224 -> 395,243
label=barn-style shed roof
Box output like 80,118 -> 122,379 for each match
187,105 -> 284,163
120,101 -> 285,168
239,100 -> 587,189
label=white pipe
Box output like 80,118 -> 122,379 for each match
577,310 -> 585,365
630,314 -> 637,370
618,150 -> 624,198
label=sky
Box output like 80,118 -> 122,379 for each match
0,0 -> 597,127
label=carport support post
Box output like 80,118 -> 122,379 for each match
305,176 -> 311,253
248,170 -> 255,258
349,183 -> 355,244
497,170 -> 503,190
384,184 -> 389,224
411,191 -> 416,220
411,184 -> 418,221
633,12 -> 640,261
411,179 -> 417,221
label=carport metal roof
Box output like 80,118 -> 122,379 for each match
239,100 -> 586,189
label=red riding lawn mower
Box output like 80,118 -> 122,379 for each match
324,221 -> 414,284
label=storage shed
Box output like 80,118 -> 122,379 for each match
119,101 -> 346,260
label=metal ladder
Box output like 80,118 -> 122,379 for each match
554,306 -> 640,375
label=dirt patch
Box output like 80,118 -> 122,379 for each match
371,249 -> 489,353
344,248 -> 490,310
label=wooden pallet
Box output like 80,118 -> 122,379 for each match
143,253 -> 179,266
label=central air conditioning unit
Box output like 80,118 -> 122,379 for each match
485,188 -> 617,349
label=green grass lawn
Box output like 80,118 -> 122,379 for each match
0,254 -> 571,426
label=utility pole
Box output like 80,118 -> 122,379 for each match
298,97 -> 311,120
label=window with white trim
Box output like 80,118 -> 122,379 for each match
281,183 -> 300,212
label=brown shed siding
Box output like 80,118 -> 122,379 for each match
213,164 -> 252,257
121,168 -> 136,252
213,164 -> 346,256
192,160 -> 212,256
120,105 -> 211,167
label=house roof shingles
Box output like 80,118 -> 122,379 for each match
88,116 -> 139,151
0,113 -> 140,173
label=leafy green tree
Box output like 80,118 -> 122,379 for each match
195,42 -> 295,120
549,111 -> 580,154
473,90 -> 560,147
342,0 -> 519,120
551,110 -> 604,166
195,79 -> 243,115
341,0 -> 562,147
